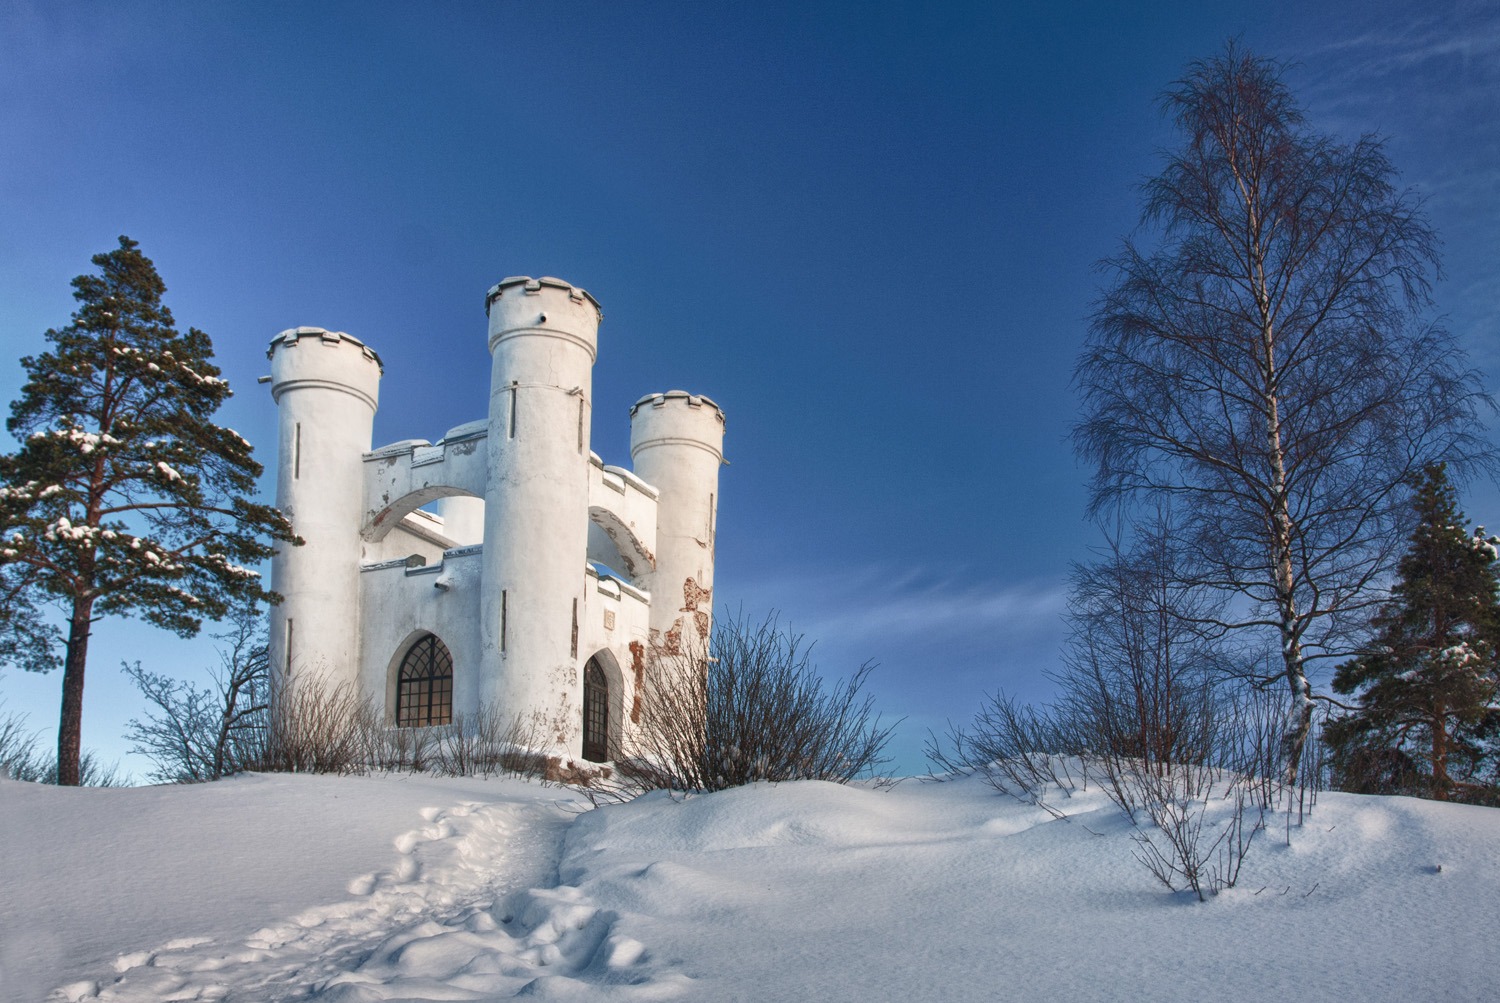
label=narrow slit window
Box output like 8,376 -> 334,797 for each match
285,618 -> 294,672
571,598 -> 579,658
293,422 -> 301,479
509,381 -> 518,439
577,397 -> 585,453
501,589 -> 508,653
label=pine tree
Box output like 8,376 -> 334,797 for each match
0,236 -> 295,785
0,563 -> 60,674
1325,464 -> 1500,803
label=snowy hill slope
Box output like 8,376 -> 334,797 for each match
2,771 -> 1496,1001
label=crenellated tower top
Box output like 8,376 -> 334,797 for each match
484,276 -> 603,362
630,391 -> 727,463
265,327 -> 383,411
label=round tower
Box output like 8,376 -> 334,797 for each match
629,391 -> 727,658
480,276 -> 602,757
265,327 -> 382,699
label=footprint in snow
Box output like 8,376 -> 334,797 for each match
53,800 -> 671,1002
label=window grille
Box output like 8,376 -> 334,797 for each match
396,633 -> 454,728
583,657 -> 608,763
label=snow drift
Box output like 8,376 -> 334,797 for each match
2,770 -> 1496,1001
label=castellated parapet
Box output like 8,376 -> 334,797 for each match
265,280 -> 724,769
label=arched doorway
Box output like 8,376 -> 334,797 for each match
396,633 -> 454,727
583,656 -> 609,762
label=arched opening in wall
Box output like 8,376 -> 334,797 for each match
396,633 -> 454,728
363,485 -> 484,546
587,506 -> 654,586
583,657 -> 609,763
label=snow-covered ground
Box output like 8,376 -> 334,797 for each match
3,769 -> 1496,1001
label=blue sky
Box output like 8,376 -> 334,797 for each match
2,1 -> 1497,777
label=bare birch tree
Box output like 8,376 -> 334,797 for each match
1075,44 -> 1493,780
1060,512 -> 1236,775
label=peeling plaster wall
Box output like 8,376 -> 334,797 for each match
586,453 -> 658,583
579,565 -> 653,757
630,391 -> 726,661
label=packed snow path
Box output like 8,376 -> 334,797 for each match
51,798 -> 679,1001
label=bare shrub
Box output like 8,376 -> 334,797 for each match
0,705 -> 50,781
930,684 -> 1272,900
615,610 -> 896,794
1,699 -> 122,785
428,708 -> 550,779
262,696 -> 554,782
929,520 -> 1322,897
123,610 -> 269,783
924,692 -> 1087,818
112,616 -> 555,780
371,718 -> 439,773
1127,769 -> 1261,901
1121,685 -> 1336,898
253,676 -> 377,775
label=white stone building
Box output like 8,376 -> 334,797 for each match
264,275 -> 725,766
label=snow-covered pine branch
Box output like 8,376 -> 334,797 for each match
0,236 -> 297,785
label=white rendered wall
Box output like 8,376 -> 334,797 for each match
358,547 -> 484,723
362,420 -> 489,541
630,392 -> 726,658
480,277 -> 602,757
267,328 -> 382,697
362,512 -> 451,566
436,495 -> 485,546
586,453 -> 659,584
578,566 -> 653,757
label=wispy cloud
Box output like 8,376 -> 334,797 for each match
729,564 -> 1068,650
1285,6 -> 1500,371
1309,13 -> 1500,76
725,563 -> 1073,772
1294,8 -> 1498,159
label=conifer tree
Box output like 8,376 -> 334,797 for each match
0,236 -> 295,785
0,563 -> 60,674
1325,464 -> 1500,802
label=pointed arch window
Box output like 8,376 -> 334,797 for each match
583,657 -> 609,763
397,633 -> 453,728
